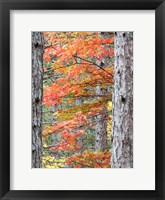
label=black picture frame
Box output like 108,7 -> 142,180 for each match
0,0 -> 164,199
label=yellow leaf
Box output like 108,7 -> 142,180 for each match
43,143 -> 48,148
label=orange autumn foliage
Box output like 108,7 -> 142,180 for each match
42,32 -> 114,168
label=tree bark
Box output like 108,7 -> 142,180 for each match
95,32 -> 113,152
111,32 -> 133,168
95,85 -> 107,151
32,32 -> 44,168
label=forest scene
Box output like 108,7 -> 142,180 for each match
32,31 -> 133,168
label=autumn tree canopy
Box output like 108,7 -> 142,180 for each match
41,32 -> 114,168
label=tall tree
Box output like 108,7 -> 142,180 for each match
32,32 -> 44,168
111,32 -> 133,168
95,32 -> 114,151
95,84 -> 107,151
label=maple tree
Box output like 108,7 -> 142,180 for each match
41,32 -> 114,168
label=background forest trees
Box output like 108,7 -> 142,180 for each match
32,31 -> 133,168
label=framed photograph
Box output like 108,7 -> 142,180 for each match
0,0 -> 164,199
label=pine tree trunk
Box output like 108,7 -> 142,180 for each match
95,32 -> 113,152
32,32 -> 44,168
95,85 -> 107,151
111,32 -> 133,168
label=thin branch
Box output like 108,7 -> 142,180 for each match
73,55 -> 113,78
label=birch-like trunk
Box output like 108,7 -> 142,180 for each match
32,32 -> 44,168
111,32 -> 133,168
